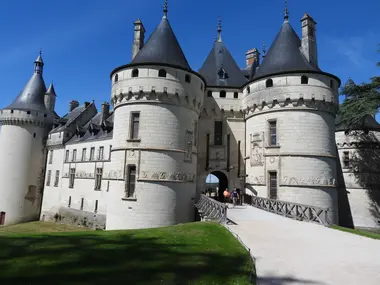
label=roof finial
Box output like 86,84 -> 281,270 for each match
39,48 -> 42,56
262,44 -> 267,57
217,17 -> 222,42
163,0 -> 168,18
284,0 -> 289,21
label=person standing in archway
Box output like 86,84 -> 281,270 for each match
223,188 -> 230,203
231,188 -> 239,207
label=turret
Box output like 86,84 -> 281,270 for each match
44,83 -> 57,112
0,52 -> 53,225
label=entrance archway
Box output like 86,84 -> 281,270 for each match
205,171 -> 229,201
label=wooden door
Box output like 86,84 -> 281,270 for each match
0,212 -> 5,225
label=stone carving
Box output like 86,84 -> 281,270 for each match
247,175 -> 265,185
104,170 -> 124,180
75,171 -> 95,179
282,176 -> 336,186
138,171 -> 195,183
250,132 -> 264,167
184,131 -> 193,162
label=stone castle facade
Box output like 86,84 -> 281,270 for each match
0,4 -> 379,230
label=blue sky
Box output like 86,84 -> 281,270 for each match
0,0 -> 378,183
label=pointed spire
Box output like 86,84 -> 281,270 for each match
217,17 -> 222,42
163,0 -> 168,18
46,83 -> 56,96
34,49 -> 44,75
284,0 -> 289,22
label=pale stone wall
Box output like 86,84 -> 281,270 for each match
336,130 -> 380,229
242,73 -> 340,224
106,65 -> 204,230
0,110 -> 51,225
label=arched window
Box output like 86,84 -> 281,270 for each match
301,75 -> 309,84
132,69 -> 139,78
330,80 -> 334,89
220,90 -> 226,98
266,79 -> 273,88
207,90 -> 212,97
158,69 -> 167,78
247,86 -> 251,93
234,92 -> 238,99
114,74 -> 119,83
185,74 -> 191,83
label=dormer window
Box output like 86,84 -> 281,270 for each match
185,74 -> 191,83
301,75 -> 309,84
218,67 -> 229,79
132,69 -> 139,78
158,69 -> 167,78
114,74 -> 119,83
207,90 -> 212,97
220,90 -> 226,98
266,79 -> 273,88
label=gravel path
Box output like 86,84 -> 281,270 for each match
226,205 -> 380,285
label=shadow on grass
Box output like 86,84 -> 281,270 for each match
0,223 -> 252,285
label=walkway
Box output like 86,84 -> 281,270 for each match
226,205 -> 380,285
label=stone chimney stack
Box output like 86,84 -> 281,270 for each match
245,48 -> 260,69
132,18 -> 146,60
101,102 -> 110,122
69,100 -> 79,112
300,13 -> 318,66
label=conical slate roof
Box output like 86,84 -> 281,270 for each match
131,16 -> 190,70
5,55 -> 48,113
253,21 -> 319,80
199,41 -> 247,87
336,114 -> 380,132
46,83 -> 57,96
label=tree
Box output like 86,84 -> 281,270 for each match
338,47 -> 380,130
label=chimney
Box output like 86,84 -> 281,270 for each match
84,101 -> 91,108
245,48 -> 260,69
300,13 -> 318,66
69,100 -> 79,112
101,102 -> 110,122
132,18 -> 146,60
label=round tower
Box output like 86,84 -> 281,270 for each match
106,2 -> 205,230
243,11 -> 341,224
0,53 -> 53,225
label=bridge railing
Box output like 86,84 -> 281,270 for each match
243,194 -> 331,226
195,194 -> 228,224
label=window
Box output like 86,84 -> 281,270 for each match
44,114 -> 47,118
11,110 -> 14,114
269,172 -> 278,199
94,200 -> 98,213
247,86 -> 251,93
201,83 -> 203,91
33,133 -> 36,138
98,146 -> 104,160
234,92 -> 238,99
114,74 -> 119,83
72,149 -> 77,162
65,150 -> 69,162
301,75 -> 309,84
220,90 -> 226,98
90,147 -> 95,161
80,198 -> 84,210
68,196 -> 71,208
109,145 -> 112,160
46,170 -> 52,186
266,79 -> 273,88
54,170 -> 60,187
48,150 -> 53,164
126,165 -> 137,198
269,121 -> 277,146
158,69 -> 167,78
130,112 -> 140,140
194,121 -> 198,147
214,121 -> 223,146
207,90 -> 212,97
27,111 -> 31,115
0,211 -> 6,225
69,168 -> 75,188
343,151 -> 350,168
82,148 -> 87,161
185,74 -> 191,83
132,68 -> 139,78
330,80 -> 334,89
95,168 -> 103,190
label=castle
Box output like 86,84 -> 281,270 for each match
0,2 -> 379,230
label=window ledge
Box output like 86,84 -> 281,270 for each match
127,139 -> 141,143
94,189 -> 101,191
265,145 -> 281,149
121,197 -> 137,202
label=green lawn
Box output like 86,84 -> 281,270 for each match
0,221 -> 92,235
331,225 -> 380,240
0,221 -> 254,285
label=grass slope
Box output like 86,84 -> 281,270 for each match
0,222 -> 253,285
331,225 -> 380,240
0,221 -> 92,234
